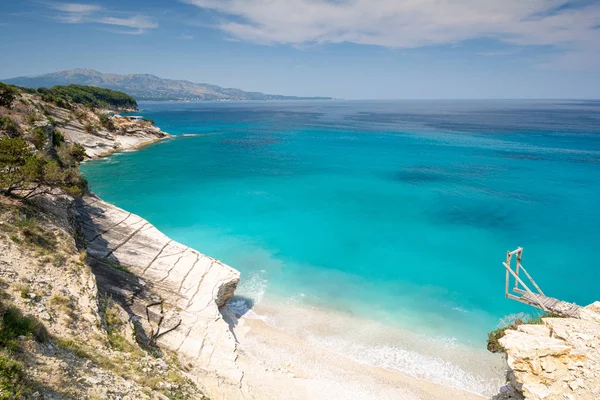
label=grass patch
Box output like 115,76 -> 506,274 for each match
0,351 -> 26,400
0,305 -> 48,351
108,332 -> 139,354
0,223 -> 17,233
55,338 -> 92,360
50,295 -> 70,307
101,258 -> 130,274
7,209 -> 57,252
13,284 -> 29,300
487,312 -> 563,353
12,212 -> 36,230
21,228 -> 56,252
51,254 -> 66,268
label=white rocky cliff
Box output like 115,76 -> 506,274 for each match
72,194 -> 242,398
21,92 -> 245,398
499,302 -> 600,400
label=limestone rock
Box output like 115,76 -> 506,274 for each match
72,194 -> 242,399
499,303 -> 600,400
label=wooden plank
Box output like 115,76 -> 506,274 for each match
502,247 -> 582,319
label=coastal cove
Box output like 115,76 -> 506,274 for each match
80,99 -> 600,397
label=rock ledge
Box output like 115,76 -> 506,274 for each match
499,302 -> 600,400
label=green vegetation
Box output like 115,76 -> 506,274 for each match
52,130 -> 64,147
31,127 -> 47,150
98,114 -> 116,132
0,83 -> 19,109
0,351 -> 26,400
487,312 -> 562,353
101,257 -> 131,274
0,136 -> 87,198
0,117 -> 21,138
84,122 -> 95,134
56,142 -> 86,168
36,85 -> 137,111
0,303 -> 48,351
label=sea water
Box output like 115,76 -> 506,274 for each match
81,100 -> 600,396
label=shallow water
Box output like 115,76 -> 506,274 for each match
81,99 -> 600,395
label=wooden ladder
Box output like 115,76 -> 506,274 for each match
503,247 -> 581,318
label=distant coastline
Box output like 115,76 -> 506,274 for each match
2,68 -> 334,102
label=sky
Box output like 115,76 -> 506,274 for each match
0,0 -> 599,99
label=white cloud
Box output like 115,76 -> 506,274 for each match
49,2 -> 102,23
46,2 -> 158,34
50,2 -> 102,14
99,16 -> 158,34
183,0 -> 600,68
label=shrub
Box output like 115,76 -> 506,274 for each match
52,130 -> 64,147
0,351 -> 26,399
24,113 -> 37,125
69,142 -> 86,162
487,312 -> 562,353
84,123 -> 95,134
0,305 -> 48,349
0,117 -> 21,138
57,142 -> 87,168
98,114 -> 116,132
74,110 -> 86,122
46,116 -> 57,127
31,127 -> 47,150
0,83 -> 19,109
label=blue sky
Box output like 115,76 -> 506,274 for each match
0,0 -> 599,99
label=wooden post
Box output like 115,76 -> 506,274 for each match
514,248 -> 521,291
504,263 -> 548,311
518,264 -> 545,296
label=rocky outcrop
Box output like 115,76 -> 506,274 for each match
2,87 -> 242,398
60,112 -> 170,158
17,93 -> 170,158
72,194 -> 242,398
499,303 -> 600,400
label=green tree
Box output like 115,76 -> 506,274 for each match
0,137 -> 32,195
0,137 -> 86,198
37,85 -> 137,111
0,83 -> 19,109
69,143 -> 87,163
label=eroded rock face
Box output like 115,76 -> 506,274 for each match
499,302 -> 600,400
71,194 -> 242,398
54,108 -> 169,158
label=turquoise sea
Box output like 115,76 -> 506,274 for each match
81,100 -> 600,395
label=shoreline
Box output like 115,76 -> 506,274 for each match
236,315 -> 490,400
232,293 -> 506,398
92,135 -> 171,159
81,123 -> 506,399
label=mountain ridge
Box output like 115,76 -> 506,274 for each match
2,69 -> 333,101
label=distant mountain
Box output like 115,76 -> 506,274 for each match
2,69 -> 333,101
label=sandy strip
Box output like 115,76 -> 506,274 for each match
233,314 -> 489,400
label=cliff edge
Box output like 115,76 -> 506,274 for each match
72,194 -> 242,397
498,302 -> 600,400
1,83 -> 242,399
